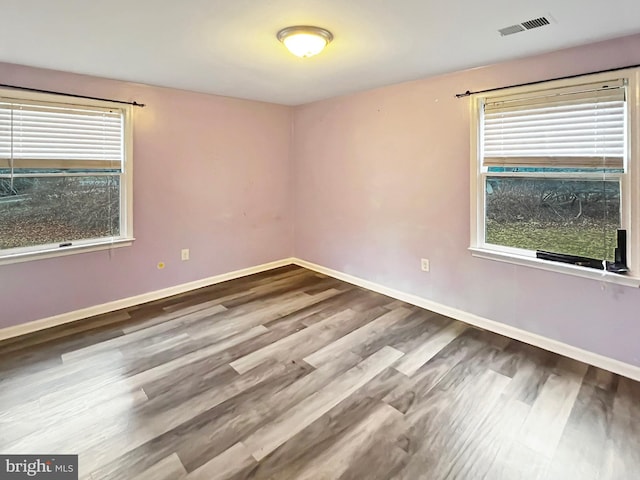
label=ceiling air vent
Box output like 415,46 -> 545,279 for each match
521,17 -> 550,30
499,16 -> 552,36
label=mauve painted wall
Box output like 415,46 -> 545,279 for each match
0,63 -> 293,328
293,34 -> 640,367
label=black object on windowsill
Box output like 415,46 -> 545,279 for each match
606,229 -> 629,274
536,229 -> 629,275
536,250 -> 604,270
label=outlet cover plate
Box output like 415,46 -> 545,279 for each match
421,258 -> 430,272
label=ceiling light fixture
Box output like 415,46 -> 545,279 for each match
277,26 -> 333,58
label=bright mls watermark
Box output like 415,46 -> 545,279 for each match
0,455 -> 77,479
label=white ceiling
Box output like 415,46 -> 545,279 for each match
1,0 -> 640,105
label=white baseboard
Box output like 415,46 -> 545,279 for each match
0,258 -> 295,342
292,257 -> 640,382
4,255 -> 639,382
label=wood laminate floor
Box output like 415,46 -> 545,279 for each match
1,265 -> 639,480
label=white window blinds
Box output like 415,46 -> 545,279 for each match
0,98 -> 124,171
482,80 -> 626,168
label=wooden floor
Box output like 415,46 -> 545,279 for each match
1,265 -> 639,480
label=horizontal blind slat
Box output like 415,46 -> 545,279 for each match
484,156 -> 623,169
485,131 -> 624,141
485,107 -> 624,124
0,158 -> 122,170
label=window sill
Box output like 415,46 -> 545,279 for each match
469,247 -> 640,288
0,238 -> 135,266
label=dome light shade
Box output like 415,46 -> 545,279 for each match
277,26 -> 333,58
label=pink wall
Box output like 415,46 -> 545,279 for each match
293,33 -> 640,367
0,63 -> 293,328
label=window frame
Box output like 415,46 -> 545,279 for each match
0,89 -> 134,265
469,69 -> 640,287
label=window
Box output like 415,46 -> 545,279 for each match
470,70 -> 640,285
0,90 -> 133,264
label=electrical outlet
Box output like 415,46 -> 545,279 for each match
181,249 -> 190,261
421,258 -> 430,272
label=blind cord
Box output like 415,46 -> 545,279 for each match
9,107 -> 14,194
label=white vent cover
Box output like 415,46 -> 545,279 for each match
499,16 -> 552,36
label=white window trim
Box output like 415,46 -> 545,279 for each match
469,68 -> 640,288
0,89 -> 135,264
0,238 -> 135,266
469,247 -> 640,287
